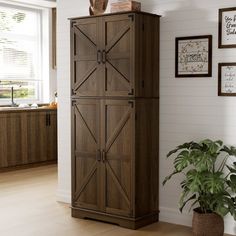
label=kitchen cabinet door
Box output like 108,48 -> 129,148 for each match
102,99 -> 135,217
71,18 -> 102,97
102,14 -> 135,97
27,112 -> 48,163
72,99 -> 101,211
46,111 -> 57,161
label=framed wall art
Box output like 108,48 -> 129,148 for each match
218,63 -> 236,96
219,7 -> 236,48
175,35 -> 212,77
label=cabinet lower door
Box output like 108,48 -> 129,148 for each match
102,99 -> 135,217
46,111 -> 57,160
72,99 -> 101,211
0,113 -> 23,167
27,112 -> 48,163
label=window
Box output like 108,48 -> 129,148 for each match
0,4 -> 42,103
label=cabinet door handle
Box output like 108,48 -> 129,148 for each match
45,114 -> 48,126
96,149 -> 101,162
45,114 -> 51,126
128,89 -> 134,96
48,114 -> 51,126
97,50 -> 102,64
102,50 -> 106,64
128,101 -> 134,108
102,150 -> 106,162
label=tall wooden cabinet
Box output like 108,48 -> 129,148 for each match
70,11 -> 160,229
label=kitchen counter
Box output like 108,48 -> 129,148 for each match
0,107 -> 57,113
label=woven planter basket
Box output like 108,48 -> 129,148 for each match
192,208 -> 224,236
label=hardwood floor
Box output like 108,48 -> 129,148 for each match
0,165 -> 231,236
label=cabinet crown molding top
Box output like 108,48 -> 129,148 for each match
69,11 -> 161,21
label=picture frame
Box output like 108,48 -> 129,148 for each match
175,35 -> 212,77
218,63 -> 236,96
219,7 -> 236,48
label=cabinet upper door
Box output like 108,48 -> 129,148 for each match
71,18 -> 102,97
102,14 -> 135,97
72,99 -> 101,211
102,100 -> 135,217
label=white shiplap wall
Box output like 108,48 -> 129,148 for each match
57,0 -> 236,234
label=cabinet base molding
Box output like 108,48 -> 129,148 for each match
72,207 -> 159,229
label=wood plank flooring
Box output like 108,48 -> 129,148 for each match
0,165 -> 231,236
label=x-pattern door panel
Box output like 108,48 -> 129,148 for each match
102,15 -> 135,97
71,18 -> 101,97
72,99 -> 101,211
102,100 -> 134,216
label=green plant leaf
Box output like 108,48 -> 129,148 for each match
174,150 -> 191,171
215,140 -> 223,146
162,170 -> 180,186
179,194 -> 196,213
227,165 -> 236,174
217,206 -> 229,216
193,152 -> 213,172
221,146 -> 236,156
163,139 -> 236,218
230,175 -> 236,184
186,170 -> 202,192
204,172 -> 224,194
167,142 -> 193,158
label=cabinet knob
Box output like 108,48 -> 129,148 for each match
96,149 -> 101,162
128,89 -> 134,95
128,101 -> 134,108
102,50 -> 106,64
102,150 -> 106,162
97,50 -> 102,64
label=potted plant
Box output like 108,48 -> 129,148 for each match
163,139 -> 236,236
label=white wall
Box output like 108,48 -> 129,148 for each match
57,0 -> 236,234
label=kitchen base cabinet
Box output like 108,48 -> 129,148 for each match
0,109 -> 57,170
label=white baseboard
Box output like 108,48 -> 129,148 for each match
159,207 -> 236,235
56,189 -> 71,204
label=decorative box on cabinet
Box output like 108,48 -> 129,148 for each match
70,11 -> 160,229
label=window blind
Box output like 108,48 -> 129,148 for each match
0,4 -> 41,100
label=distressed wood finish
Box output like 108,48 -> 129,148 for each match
135,99 -> 159,217
135,14 -> 160,98
71,12 -> 160,98
102,14 -> 135,97
102,100 -> 134,217
72,99 -> 159,228
0,109 -> 57,170
71,17 -> 101,97
72,99 -> 101,211
71,11 -> 160,229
